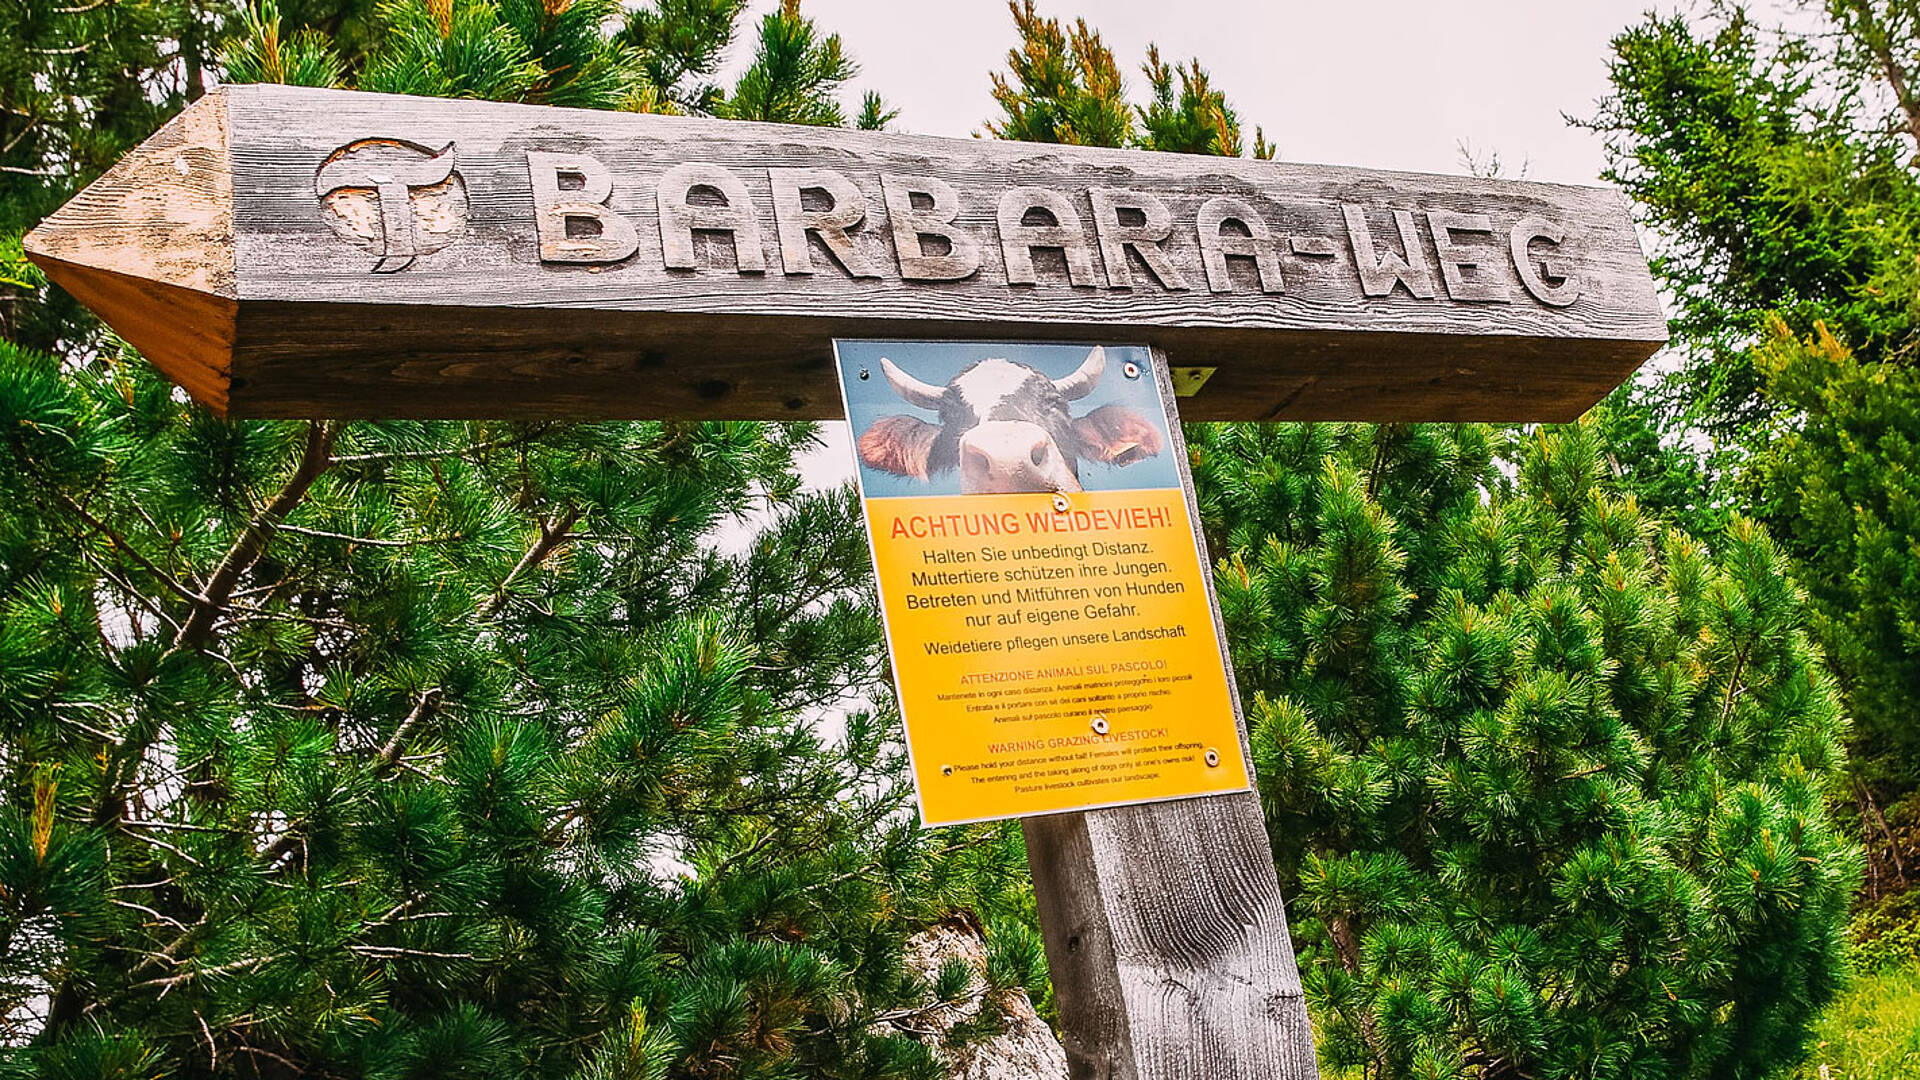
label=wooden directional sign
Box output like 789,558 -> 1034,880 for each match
26,84 -> 1663,422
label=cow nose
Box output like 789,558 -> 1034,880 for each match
959,421 -> 1075,493
964,437 -> 1049,471
961,441 -> 999,477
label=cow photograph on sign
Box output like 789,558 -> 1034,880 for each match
2,1 -> 1890,1079
842,342 -> 1172,497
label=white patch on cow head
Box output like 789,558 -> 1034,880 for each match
949,358 -> 1033,420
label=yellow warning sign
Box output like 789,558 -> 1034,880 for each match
836,340 -> 1248,826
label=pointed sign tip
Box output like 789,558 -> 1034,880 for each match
35,255 -> 236,415
26,90 -> 236,414
27,89 -> 234,301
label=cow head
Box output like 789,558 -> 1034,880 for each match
857,347 -> 1165,494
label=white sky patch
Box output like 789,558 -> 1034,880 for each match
708,422 -> 857,555
732,1 -> 1797,182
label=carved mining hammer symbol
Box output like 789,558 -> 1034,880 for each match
314,139 -> 458,273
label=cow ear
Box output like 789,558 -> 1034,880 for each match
858,414 -> 944,479
1073,405 -> 1164,466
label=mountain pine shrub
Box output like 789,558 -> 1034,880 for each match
1195,419 -> 1858,1079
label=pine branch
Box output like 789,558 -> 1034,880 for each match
369,506 -> 581,774
1854,777 -> 1909,888
276,522 -> 461,548
345,945 -> 476,960
1,116 -> 42,157
330,428 -> 551,464
195,1011 -> 218,1072
222,602 -> 358,632
1840,0 -> 1920,157
478,506 -> 583,621
106,891 -> 436,1014
703,831 -> 778,878
111,898 -> 193,933
255,816 -> 309,868
1327,912 -> 1388,1072
1717,643 -> 1750,736
124,916 -> 208,979
233,1044 -> 301,1073
165,421 -> 342,658
77,547 -> 183,640
54,488 -> 205,608
77,422 -> 340,873
119,828 -> 205,867
870,986 -> 989,1030
797,839 -> 971,897
180,484 -> 570,894
121,818 -> 244,835
376,688 -> 443,770
120,952 -> 291,998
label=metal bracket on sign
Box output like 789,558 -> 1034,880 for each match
1170,367 -> 1217,397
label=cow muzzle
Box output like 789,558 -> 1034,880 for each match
958,421 -> 1082,494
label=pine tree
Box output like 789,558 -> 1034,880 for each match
1136,46 -> 1271,159
1196,419 -> 1857,1079
1,2 -> 1036,1075
984,0 -> 1269,158
1747,317 -> 1920,887
1588,4 -> 1920,891
720,0 -> 856,126
616,0 -> 748,114
984,0 -> 1131,148
0,337 -> 1034,1076
1585,10 -> 1920,445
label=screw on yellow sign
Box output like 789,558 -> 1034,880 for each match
837,340 -> 1248,826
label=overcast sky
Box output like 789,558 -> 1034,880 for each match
731,1 -> 1747,184
718,0 -> 1791,491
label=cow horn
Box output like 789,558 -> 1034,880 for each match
1053,347 -> 1106,400
879,357 -> 945,410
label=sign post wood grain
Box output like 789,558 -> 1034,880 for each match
26,84 -> 1670,1080
25,85 -> 1662,423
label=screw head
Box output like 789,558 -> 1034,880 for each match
1090,714 -> 1109,735
1123,361 -> 1141,380
1051,493 -> 1071,513
940,764 -> 954,777
1204,748 -> 1221,768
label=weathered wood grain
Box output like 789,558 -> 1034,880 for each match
27,84 -> 1664,421
23,92 -> 235,406
1024,353 -> 1317,1080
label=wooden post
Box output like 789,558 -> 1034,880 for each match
1024,351 -> 1316,1080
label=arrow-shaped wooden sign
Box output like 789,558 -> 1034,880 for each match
25,85 -> 1664,421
